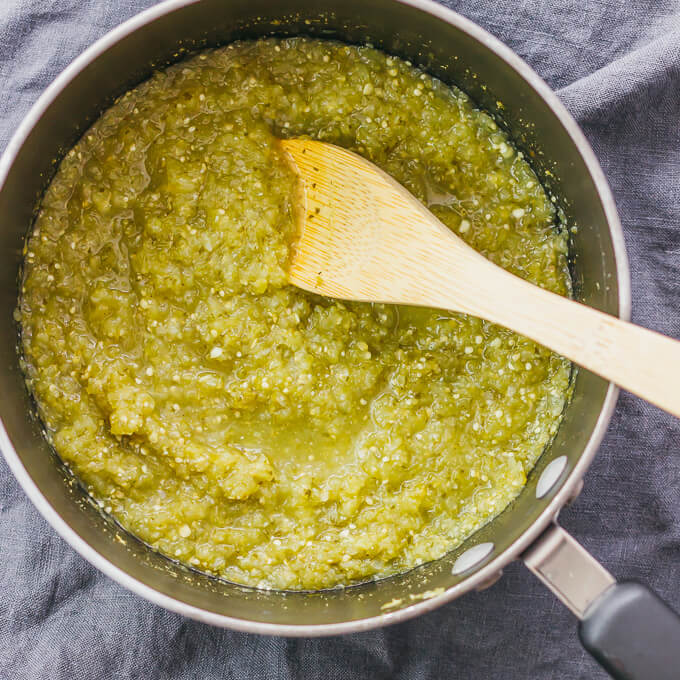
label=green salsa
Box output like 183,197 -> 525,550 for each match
18,38 -> 571,590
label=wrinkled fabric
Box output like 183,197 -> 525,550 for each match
1,1 -> 679,678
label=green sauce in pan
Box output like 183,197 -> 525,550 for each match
18,38 -> 571,590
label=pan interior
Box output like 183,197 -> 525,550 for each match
0,0 -> 622,629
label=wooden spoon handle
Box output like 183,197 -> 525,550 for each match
435,251 -> 679,417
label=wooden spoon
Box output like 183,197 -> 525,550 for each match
280,138 -> 680,418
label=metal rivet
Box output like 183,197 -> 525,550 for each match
564,478 -> 584,507
452,542 -> 494,575
475,569 -> 504,591
536,455 -> 568,499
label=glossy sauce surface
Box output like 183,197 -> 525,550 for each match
18,38 -> 571,589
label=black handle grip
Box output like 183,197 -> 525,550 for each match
579,581 -> 680,680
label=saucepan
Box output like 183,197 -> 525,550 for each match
2,1 -> 679,677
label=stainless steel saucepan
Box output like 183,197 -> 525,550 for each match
2,1 -> 679,677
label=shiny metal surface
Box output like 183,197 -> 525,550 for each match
0,0 -> 630,635
523,524 -> 616,619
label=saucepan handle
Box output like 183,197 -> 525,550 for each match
522,523 -> 680,680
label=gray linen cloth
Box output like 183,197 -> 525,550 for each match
1,1 -> 679,678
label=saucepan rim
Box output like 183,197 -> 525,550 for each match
0,0 -> 631,635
